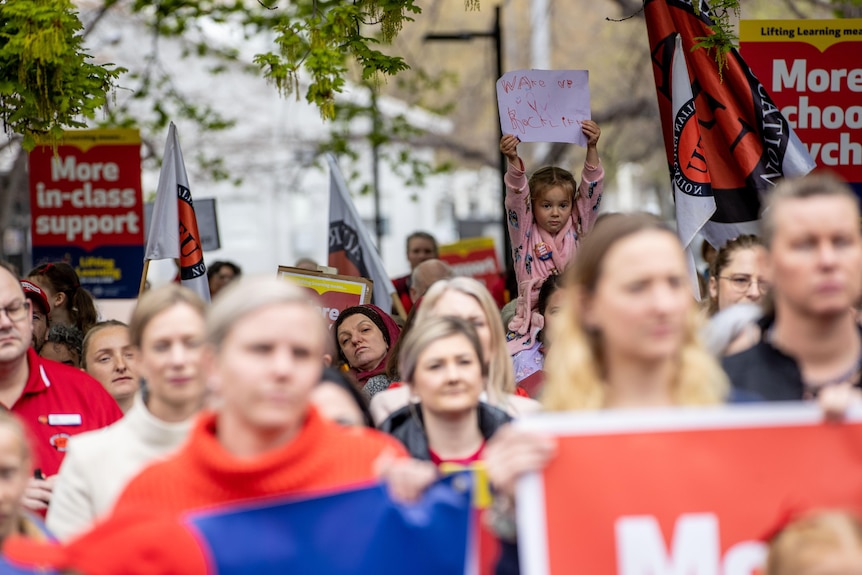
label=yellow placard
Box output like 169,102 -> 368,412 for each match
35,129 -> 142,153
740,19 -> 862,53
277,266 -> 371,300
438,237 -> 496,259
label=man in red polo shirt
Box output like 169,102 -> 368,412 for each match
0,265 -> 122,513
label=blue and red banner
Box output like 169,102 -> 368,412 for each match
186,478 -> 474,574
28,129 -> 145,299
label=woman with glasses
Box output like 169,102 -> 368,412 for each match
707,235 -> 769,315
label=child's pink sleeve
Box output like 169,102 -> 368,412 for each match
504,159 -> 531,262
576,161 -> 604,236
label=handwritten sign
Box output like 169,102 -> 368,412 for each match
496,69 -> 591,145
278,266 -> 372,328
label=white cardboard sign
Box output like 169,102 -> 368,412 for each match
496,69 -> 591,145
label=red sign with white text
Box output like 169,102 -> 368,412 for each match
516,405 -> 862,575
28,129 -> 144,298
438,237 -> 501,288
740,19 -> 862,191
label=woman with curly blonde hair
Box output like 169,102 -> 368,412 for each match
483,213 -> 730,574
541,212 -> 728,411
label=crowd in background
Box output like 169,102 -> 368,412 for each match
0,158 -> 860,574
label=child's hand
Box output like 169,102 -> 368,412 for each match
581,120 -> 601,147
500,134 -> 521,164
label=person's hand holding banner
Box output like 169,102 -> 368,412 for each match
484,423 -> 556,499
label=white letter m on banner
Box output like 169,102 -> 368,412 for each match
615,514 -> 720,575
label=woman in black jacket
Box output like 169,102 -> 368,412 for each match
380,315 -> 511,463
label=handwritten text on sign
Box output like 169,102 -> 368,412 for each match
496,69 -> 591,145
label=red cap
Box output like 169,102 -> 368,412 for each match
19,281 -> 50,315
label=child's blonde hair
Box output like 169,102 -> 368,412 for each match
766,511 -> 862,575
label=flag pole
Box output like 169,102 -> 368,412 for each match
391,293 -> 407,321
138,259 -> 150,296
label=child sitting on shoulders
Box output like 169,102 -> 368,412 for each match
500,120 -> 603,355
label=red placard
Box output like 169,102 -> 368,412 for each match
740,19 -> 862,191
28,129 -> 144,298
515,404 -> 862,575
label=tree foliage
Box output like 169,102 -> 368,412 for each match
127,0 -> 422,120
0,0 -> 122,150
0,0 -> 429,151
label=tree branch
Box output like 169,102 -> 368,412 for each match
779,0 -> 808,18
607,0 -> 646,19
82,0 -> 119,39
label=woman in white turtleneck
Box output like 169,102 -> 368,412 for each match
47,284 -> 207,541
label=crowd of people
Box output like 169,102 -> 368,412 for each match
0,136 -> 859,573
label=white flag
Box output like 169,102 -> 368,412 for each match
670,35 -> 716,298
326,154 -> 396,309
145,122 -> 210,302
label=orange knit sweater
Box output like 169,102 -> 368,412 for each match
112,407 -> 405,517
4,407 -> 406,575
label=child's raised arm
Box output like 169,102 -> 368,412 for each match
500,135 -> 524,172
577,120 -> 604,236
581,120 -> 601,167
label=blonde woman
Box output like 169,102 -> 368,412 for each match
47,285 -> 208,541
370,278 -> 540,425
482,213 -> 730,573
380,316 -> 510,462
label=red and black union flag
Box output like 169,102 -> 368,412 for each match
645,0 -> 815,252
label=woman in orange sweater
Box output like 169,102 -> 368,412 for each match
4,276 -> 436,574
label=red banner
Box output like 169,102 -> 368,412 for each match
28,129 -> 144,298
438,237 -> 501,287
516,405 -> 862,574
740,19 -> 862,193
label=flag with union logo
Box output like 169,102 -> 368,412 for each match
645,0 -> 815,260
327,154 -> 396,309
144,122 -> 210,301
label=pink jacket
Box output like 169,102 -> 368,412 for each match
504,159 -> 604,355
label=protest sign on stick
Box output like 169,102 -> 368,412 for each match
278,266 -> 372,328
516,404 -> 862,575
496,69 -> 590,145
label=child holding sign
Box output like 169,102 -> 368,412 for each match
500,120 -> 603,355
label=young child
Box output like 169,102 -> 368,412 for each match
512,273 -> 565,398
500,120 -> 603,355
